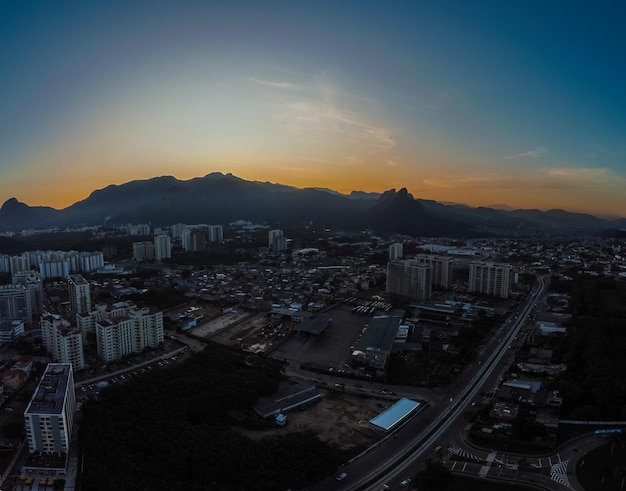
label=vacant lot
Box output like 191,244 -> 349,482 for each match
240,387 -> 387,451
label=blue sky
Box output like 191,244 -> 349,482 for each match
1,1 -> 625,217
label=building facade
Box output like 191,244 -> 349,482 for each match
386,260 -> 432,301
24,363 -> 76,455
414,254 -> 453,289
96,308 -> 164,362
154,235 -> 172,261
468,261 -> 512,299
41,313 -> 85,370
68,274 -> 91,323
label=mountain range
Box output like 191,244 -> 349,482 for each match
1,172 -> 624,236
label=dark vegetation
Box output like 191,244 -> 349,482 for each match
79,343 -> 350,491
576,434 -> 626,491
550,276 -> 626,420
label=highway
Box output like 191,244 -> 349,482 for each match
312,276 -> 556,490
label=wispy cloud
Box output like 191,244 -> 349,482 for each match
502,147 -> 546,160
249,77 -> 304,91
252,75 -> 395,153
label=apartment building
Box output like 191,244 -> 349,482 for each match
96,307 -> 163,362
468,261 -> 512,299
386,260 -> 432,301
414,254 -> 453,289
68,274 -> 91,323
41,313 -> 85,370
24,363 -> 76,457
154,234 -> 172,261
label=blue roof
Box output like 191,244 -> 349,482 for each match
369,397 -> 421,431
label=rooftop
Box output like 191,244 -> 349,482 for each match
25,363 -> 72,416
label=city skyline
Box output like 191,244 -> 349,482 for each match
1,1 -> 625,217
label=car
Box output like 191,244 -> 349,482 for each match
400,478 -> 411,487
336,472 -> 347,481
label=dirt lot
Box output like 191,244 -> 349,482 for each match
239,385 -> 388,451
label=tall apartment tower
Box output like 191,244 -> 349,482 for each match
12,270 -> 44,325
96,308 -> 164,362
41,313 -> 85,370
68,274 -> 91,322
386,260 -> 432,301
468,261 -> 512,299
0,284 -> 27,323
133,241 -> 155,262
208,225 -> 223,242
24,363 -> 76,455
268,229 -> 283,248
389,243 -> 404,260
415,254 -> 453,289
154,235 -> 172,262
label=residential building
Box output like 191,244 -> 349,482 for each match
154,234 -> 172,261
468,261 -> 512,299
268,229 -> 287,253
96,307 -> 163,362
41,313 -> 85,370
133,241 -> 155,262
68,274 -> 91,322
389,242 -> 403,260
0,284 -> 27,322
208,225 -> 223,242
12,270 -> 44,325
0,319 -> 25,344
415,254 -> 453,289
24,363 -> 75,461
386,260 -> 432,301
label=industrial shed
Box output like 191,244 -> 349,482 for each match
293,314 -> 331,336
254,384 -> 322,419
369,397 -> 421,432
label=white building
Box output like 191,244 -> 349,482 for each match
24,363 -> 76,456
468,261 -> 512,299
12,270 -> 44,325
41,313 -> 85,370
0,320 -> 25,344
414,254 -> 453,289
96,307 -> 163,362
154,235 -> 172,261
0,284 -> 27,322
133,241 -> 155,262
389,242 -> 404,260
386,260 -> 432,301
68,274 -> 91,323
208,225 -> 223,242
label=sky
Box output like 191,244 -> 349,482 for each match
1,1 -> 625,218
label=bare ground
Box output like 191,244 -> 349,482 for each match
239,389 -> 387,451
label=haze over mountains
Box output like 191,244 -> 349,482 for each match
1,172 -> 624,236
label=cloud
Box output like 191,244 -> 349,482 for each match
252,75 -> 395,153
502,147 -> 546,160
249,77 -> 304,91
422,166 -> 626,193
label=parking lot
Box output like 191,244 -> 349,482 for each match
270,303 -> 373,372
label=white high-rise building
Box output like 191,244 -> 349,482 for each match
468,261 -> 512,299
12,270 -> 44,325
41,313 -> 85,370
133,241 -> 155,262
268,229 -> 283,248
389,243 -> 404,260
68,274 -> 91,323
24,363 -> 76,455
96,308 -> 163,362
208,225 -> 223,242
0,284 -> 27,322
154,235 -> 172,261
386,260 -> 432,301
415,254 -> 453,289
